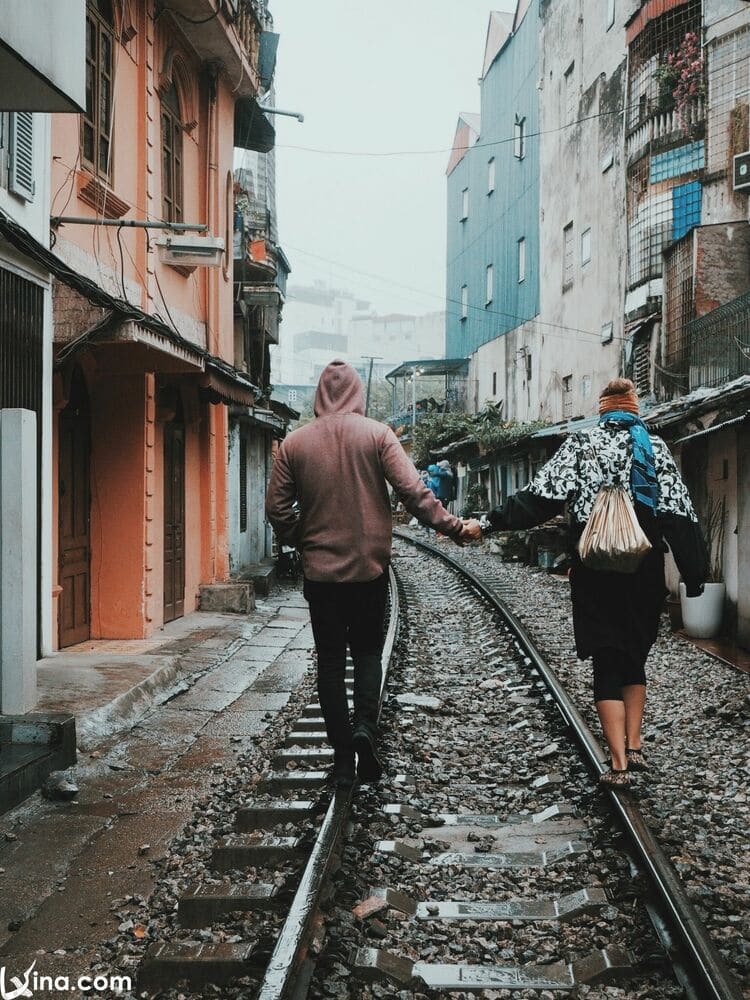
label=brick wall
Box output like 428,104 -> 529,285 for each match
695,221 -> 750,317
52,280 -> 109,344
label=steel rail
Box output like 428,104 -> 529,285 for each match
394,528 -> 744,1000
255,565 -> 400,1000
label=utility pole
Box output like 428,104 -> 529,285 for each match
361,355 -> 383,417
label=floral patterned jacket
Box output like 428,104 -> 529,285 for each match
487,423 -> 708,588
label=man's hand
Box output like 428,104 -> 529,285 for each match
459,518 -> 482,542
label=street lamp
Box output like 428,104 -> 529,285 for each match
410,366 -> 424,429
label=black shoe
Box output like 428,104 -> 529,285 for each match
328,753 -> 356,789
352,728 -> 382,783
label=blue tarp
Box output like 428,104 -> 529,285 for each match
650,141 -> 704,183
672,181 -> 702,241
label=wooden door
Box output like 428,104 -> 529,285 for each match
163,414 -> 185,623
58,371 -> 90,647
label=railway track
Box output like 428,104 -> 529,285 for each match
132,538 -> 744,999
135,567 -> 399,998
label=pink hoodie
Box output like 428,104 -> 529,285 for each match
266,360 -> 463,582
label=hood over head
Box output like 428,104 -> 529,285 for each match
427,464 -> 439,475
314,360 -> 366,417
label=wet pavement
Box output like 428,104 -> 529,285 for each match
0,587 -> 313,993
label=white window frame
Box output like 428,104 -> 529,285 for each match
460,284 -> 468,320
517,237 -> 526,282
513,117 -> 526,160
606,0 -> 615,30
461,187 -> 469,221
581,227 -> 592,265
487,157 -> 495,194
601,321 -> 614,344
485,264 -> 494,306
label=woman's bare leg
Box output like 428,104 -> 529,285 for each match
622,683 -> 646,750
595,699 -> 627,771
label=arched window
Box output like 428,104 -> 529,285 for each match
161,82 -> 183,223
83,0 -> 115,179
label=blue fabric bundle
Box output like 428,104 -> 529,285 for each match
599,410 -> 659,511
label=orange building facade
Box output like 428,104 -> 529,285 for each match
49,0 -> 273,647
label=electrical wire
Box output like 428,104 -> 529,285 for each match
116,223 -> 127,299
283,241 -> 622,343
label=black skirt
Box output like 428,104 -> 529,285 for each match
569,544 -> 667,668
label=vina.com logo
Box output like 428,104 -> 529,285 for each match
0,961 -> 131,998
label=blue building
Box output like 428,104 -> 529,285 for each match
445,3 -> 540,364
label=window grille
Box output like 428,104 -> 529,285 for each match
563,222 -> 574,288
633,339 -> 652,396
625,0 -> 704,290
663,233 -> 694,376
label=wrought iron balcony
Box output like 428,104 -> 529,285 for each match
687,290 -> 750,390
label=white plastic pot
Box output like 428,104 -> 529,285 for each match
679,581 -> 725,639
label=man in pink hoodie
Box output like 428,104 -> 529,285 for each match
266,360 -> 474,786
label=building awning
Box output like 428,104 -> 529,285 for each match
229,404 -> 290,436
386,358 -> 469,380
235,97 -> 275,153
673,411 -> 750,445
199,359 -> 257,407
531,415 -> 599,440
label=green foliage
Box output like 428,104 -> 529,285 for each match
412,412 -> 473,468
412,404 -> 551,468
461,482 -> 488,517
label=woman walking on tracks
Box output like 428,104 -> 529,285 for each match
469,378 -> 708,787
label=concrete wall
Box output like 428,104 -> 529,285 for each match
537,0 -> 627,421
228,421 -> 272,576
0,0 -> 85,111
0,411 -> 37,713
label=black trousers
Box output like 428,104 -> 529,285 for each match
303,572 -> 388,754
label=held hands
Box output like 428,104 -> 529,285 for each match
455,518 -> 482,544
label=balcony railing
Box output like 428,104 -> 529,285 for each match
626,98 -> 705,164
687,290 -> 750,390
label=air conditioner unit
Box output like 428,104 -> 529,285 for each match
733,151 -> 750,191
156,235 -> 225,269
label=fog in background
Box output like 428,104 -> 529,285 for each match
268,1 -> 514,316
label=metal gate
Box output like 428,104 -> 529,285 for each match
0,266 -> 43,415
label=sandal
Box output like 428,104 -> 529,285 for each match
599,768 -> 631,788
626,748 -> 648,771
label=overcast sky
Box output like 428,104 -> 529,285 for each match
267,1 -> 514,316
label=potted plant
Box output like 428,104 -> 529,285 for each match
680,494 -> 726,638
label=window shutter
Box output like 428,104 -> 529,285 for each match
9,112 -> 34,201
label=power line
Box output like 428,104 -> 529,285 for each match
284,242 -> 624,343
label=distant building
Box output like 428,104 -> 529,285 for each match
445,3 -> 540,419
271,279 -> 445,388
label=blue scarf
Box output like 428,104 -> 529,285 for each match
598,410 -> 658,511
